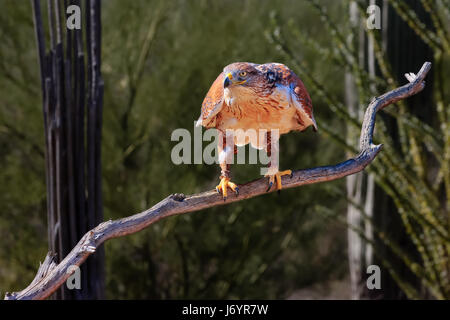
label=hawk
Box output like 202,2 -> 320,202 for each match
196,62 -> 317,200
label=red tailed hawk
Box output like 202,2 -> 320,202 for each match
196,62 -> 317,200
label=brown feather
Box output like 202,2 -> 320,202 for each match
197,62 -> 317,146
198,72 -> 225,128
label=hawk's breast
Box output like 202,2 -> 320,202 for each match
217,83 -> 302,146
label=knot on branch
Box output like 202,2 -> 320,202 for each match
170,193 -> 186,202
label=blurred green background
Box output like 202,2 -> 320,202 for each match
0,0 -> 448,299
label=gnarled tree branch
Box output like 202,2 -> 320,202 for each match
4,62 -> 431,300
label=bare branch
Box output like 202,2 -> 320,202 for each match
4,252 -> 57,300
4,62 -> 432,300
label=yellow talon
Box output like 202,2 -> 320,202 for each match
216,177 -> 239,200
265,169 -> 292,192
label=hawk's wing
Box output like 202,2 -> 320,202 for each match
259,63 -> 317,131
196,72 -> 225,128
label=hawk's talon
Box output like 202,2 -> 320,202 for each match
265,169 -> 292,192
216,177 -> 238,200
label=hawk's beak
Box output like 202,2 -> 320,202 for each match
224,72 -> 246,87
224,73 -> 233,88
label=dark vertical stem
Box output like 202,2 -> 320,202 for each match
88,0 -> 105,298
64,57 -> 77,249
65,0 -> 73,66
64,0 -> 78,249
44,76 -> 55,253
47,0 -> 59,297
47,0 -> 56,50
85,0 -> 95,299
95,79 -> 105,298
63,2 -> 79,293
86,0 -> 95,236
32,0 -> 104,300
52,0 -> 70,298
31,0 -> 52,252
31,0 -> 46,99
94,0 -> 105,299
45,48 -> 60,299
72,0 -> 89,297
54,0 -> 63,44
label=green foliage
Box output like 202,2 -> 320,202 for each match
2,0 -> 447,300
0,0 -> 47,296
0,0 -> 347,298
266,0 -> 450,299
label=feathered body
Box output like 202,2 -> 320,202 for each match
196,62 -> 317,198
197,62 -> 316,148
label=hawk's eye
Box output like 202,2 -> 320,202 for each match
239,71 -> 247,77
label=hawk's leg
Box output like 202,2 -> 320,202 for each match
264,131 -> 292,193
216,131 -> 239,200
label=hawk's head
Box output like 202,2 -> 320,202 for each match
222,62 -> 271,106
222,62 -> 262,89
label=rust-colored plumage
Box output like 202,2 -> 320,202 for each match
196,62 -> 317,199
